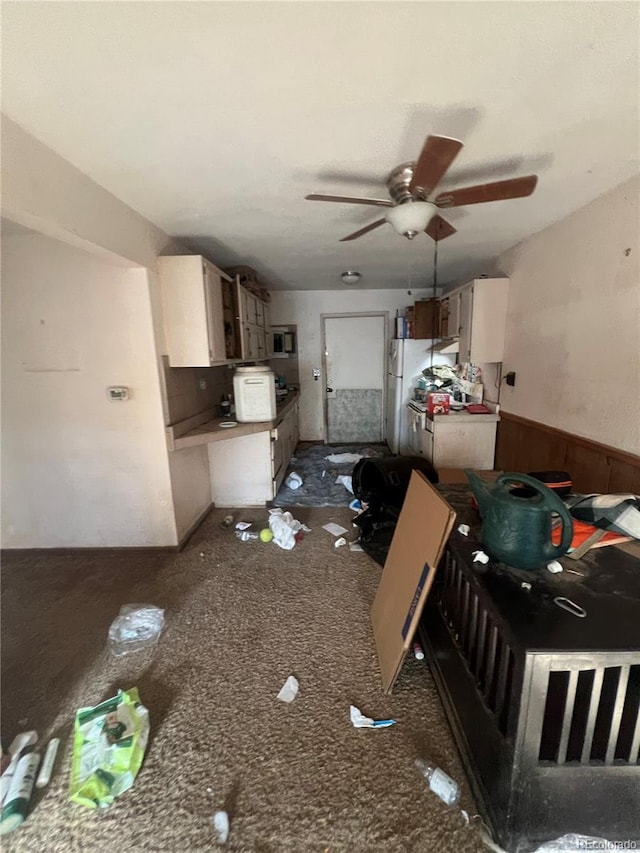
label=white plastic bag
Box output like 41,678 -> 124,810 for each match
108,604 -> 165,657
335,475 -> 354,493
268,509 -> 305,550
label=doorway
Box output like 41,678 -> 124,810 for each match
322,313 -> 387,443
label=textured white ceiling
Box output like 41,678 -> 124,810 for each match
2,2 -> 639,291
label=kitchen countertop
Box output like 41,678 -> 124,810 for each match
166,390 -> 300,451
427,409 -> 500,424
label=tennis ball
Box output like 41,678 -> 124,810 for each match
259,528 -> 273,543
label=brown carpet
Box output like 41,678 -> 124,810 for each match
1,506 -> 487,852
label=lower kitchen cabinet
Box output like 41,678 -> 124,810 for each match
207,402 -> 299,506
420,413 -> 499,469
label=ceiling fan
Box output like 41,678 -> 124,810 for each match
305,135 -> 538,242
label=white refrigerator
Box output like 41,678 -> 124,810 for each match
386,339 -> 455,455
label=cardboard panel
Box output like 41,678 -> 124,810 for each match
371,470 -> 456,693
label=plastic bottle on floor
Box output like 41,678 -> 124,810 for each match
415,759 -> 460,806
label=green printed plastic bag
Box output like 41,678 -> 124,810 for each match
69,687 -> 149,809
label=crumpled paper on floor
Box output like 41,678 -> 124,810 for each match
350,705 -> 395,729
69,687 -> 149,809
276,675 -> 299,703
212,810 -> 229,844
268,509 -> 310,550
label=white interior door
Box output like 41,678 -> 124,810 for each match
323,314 -> 386,443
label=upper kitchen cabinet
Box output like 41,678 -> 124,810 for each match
159,256 -> 272,366
159,255 -> 232,367
443,278 -> 509,363
235,278 -> 271,361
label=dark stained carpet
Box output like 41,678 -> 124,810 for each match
1,506 -> 487,852
272,444 -> 391,508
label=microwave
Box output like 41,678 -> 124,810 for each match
272,327 -> 296,358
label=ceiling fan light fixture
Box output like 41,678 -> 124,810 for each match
386,201 -> 437,239
340,270 -> 362,285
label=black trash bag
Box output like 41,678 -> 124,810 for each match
352,456 -> 439,565
353,503 -> 401,567
352,456 -> 438,508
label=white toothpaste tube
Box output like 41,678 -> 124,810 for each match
36,738 -> 60,788
0,749 -> 41,835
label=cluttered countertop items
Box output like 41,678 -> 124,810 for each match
409,363 -> 498,417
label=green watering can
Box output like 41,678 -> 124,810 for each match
465,470 -> 574,571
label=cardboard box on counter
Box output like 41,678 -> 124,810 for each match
427,392 -> 450,414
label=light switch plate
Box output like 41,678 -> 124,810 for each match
107,386 -> 130,401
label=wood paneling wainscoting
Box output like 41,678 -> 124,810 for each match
495,412 -> 640,494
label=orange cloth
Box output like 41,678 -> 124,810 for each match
552,518 -> 630,549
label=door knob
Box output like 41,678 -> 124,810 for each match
326,387 -> 333,393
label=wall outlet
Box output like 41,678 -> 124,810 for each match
505,371 -> 516,387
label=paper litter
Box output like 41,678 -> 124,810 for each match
457,524 -> 470,536
350,705 -> 395,729
322,522 -> 349,537
324,453 -> 363,464
472,550 -> 489,565
212,811 -> 229,844
547,561 -> 563,573
276,676 -> 299,703
334,537 -> 347,548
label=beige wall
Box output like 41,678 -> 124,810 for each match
167,445 -> 212,541
270,288 -> 433,441
1,232 -> 177,546
498,176 -> 640,454
1,115 -> 185,268
1,119 -> 214,547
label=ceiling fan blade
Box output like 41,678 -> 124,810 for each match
305,194 -> 393,207
425,215 -> 457,242
409,135 -> 464,199
339,219 -> 387,242
435,175 -> 538,208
